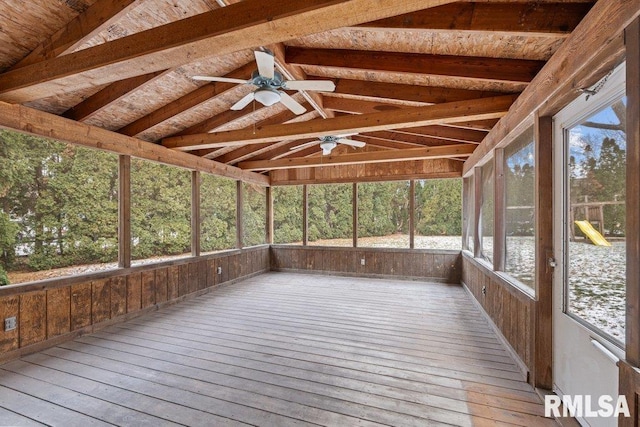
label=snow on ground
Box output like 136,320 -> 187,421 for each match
7,234 -> 625,342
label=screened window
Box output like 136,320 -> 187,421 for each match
200,173 -> 236,252
308,184 -> 353,247
480,161 -> 494,263
504,127 -> 535,289
131,159 -> 191,264
0,130 -> 119,285
415,179 -> 462,250
462,176 -> 474,253
273,186 -> 303,245
242,182 -> 266,247
357,181 -> 409,248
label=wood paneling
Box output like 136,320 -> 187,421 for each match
168,266 -> 180,300
19,291 -> 46,347
46,287 -> 70,338
0,295 -> 19,352
270,158 -> 462,185
126,272 -> 142,313
91,279 -> 111,324
0,247 -> 269,360
70,283 -> 92,331
462,254 -> 533,374
271,246 -> 460,283
141,271 -> 156,309
155,268 -> 168,304
110,276 -> 127,318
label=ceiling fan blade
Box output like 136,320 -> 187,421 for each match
338,138 -> 366,148
279,92 -> 307,115
289,141 -> 319,151
283,80 -> 336,92
230,92 -> 255,110
192,76 -> 248,84
254,50 -> 275,79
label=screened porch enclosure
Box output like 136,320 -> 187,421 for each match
0,1 -> 640,426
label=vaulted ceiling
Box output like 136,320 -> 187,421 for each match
0,0 -> 596,180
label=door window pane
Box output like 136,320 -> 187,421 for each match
566,96 -> 626,343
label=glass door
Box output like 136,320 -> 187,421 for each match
553,64 -> 626,427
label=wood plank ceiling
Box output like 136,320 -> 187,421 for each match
0,0 -> 594,181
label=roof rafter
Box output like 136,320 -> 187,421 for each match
358,2 -> 592,36
238,144 -> 476,171
9,0 -> 140,70
117,61 -> 256,137
331,78 -> 507,104
0,0 -> 458,103
286,47 -> 545,84
162,94 -> 517,150
63,70 -> 166,121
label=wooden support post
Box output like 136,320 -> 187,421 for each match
409,180 -> 415,249
266,186 -> 274,244
118,155 -> 131,268
473,166 -> 482,258
626,17 -> 640,367
302,185 -> 308,246
353,182 -> 358,248
533,113 -> 554,389
191,171 -> 201,257
493,149 -> 505,271
236,181 -> 243,249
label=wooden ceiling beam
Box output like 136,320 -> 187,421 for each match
358,2 -> 592,36
9,0 -> 140,71
0,101 -> 269,186
197,104 -> 311,160
286,47 -> 545,84
390,126 -> 486,144
332,78 -> 507,104
362,130 -> 464,147
117,61 -> 255,137
174,105 -> 265,137
0,0 -> 458,103
445,119 -> 499,131
238,144 -> 476,171
162,94 -> 517,150
323,98 -> 488,143
464,0 -> 639,173
323,96 -> 405,115
63,70 -> 166,121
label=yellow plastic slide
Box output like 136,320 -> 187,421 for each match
574,220 -> 611,247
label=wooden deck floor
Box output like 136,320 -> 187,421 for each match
0,272 -> 557,426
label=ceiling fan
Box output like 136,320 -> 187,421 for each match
192,49 -> 335,115
291,135 -> 365,155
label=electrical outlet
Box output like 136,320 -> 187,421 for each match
217,266 -> 222,275
4,316 -> 16,331
360,258 -> 365,266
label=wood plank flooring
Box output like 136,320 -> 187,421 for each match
0,272 -> 558,426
